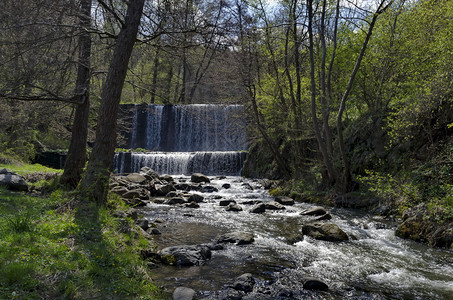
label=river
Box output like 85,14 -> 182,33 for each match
140,176 -> 453,299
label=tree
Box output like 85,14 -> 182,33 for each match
79,0 -> 145,204
0,0 -> 89,162
307,0 -> 392,190
60,0 -> 93,188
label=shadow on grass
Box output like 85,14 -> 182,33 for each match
73,201 -> 121,297
73,199 -> 168,299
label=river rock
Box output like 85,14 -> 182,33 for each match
241,183 -> 253,190
301,206 -> 327,216
241,200 -> 262,205
395,204 -> 453,248
302,223 -> 349,242
216,232 -> 255,245
0,169 -> 28,191
159,244 -> 211,266
220,199 -> 236,206
226,203 -> 243,212
140,249 -> 161,261
173,287 -> 196,300
265,201 -> 286,210
156,183 -> 176,196
222,183 -> 231,189
140,167 -> 159,180
201,185 -> 218,193
160,174 -> 174,182
126,173 -> 147,184
275,196 -> 295,206
122,189 -> 142,199
302,277 -> 329,291
250,203 -> 266,214
111,186 -> 129,196
188,193 -> 204,203
124,198 -> 147,207
167,197 -> 187,205
135,219 -> 149,231
175,183 -> 190,191
148,228 -> 161,235
184,202 -> 200,208
191,173 -> 210,183
122,189 -> 148,206
232,273 -> 255,293
166,191 -> 180,198
315,213 -> 332,221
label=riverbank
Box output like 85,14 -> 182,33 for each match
0,164 -> 165,299
109,171 -> 453,299
2,162 -> 452,299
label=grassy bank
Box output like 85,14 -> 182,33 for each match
0,164 -> 166,299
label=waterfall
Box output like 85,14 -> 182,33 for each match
114,151 -> 247,176
114,104 -> 247,175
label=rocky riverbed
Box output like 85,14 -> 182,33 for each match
109,168 -> 453,300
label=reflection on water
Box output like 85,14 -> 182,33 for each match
140,176 -> 453,299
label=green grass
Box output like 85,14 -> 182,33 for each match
0,187 -> 167,299
0,162 -> 63,176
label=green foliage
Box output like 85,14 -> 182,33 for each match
269,187 -> 284,197
115,148 -> 149,153
6,212 -> 33,233
0,183 -> 165,299
0,162 -> 62,177
357,170 -> 419,210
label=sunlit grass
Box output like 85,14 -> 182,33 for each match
0,162 -> 62,176
0,187 -> 167,299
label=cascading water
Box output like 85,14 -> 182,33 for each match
140,176 -> 453,299
114,104 -> 247,175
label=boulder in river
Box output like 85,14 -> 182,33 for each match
226,203 -> 243,212
155,183 -> 176,196
159,244 -> 211,266
395,204 -> 453,248
315,213 -> 332,221
188,193 -> 204,203
216,231 -> 255,245
126,173 -> 147,184
222,183 -> 231,189
250,203 -> 266,214
166,197 -> 187,205
0,169 -> 28,191
175,183 -> 190,191
173,287 -> 195,300
302,277 -> 329,291
220,199 -> 236,206
122,189 -> 142,199
275,196 -> 295,206
184,202 -> 200,208
265,201 -> 286,210
300,206 -> 327,216
159,174 -> 174,182
111,186 -> 129,196
201,185 -> 218,193
140,167 -> 159,180
302,223 -> 349,242
191,173 -> 210,183
232,273 -> 255,293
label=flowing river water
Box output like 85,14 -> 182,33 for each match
139,176 -> 453,300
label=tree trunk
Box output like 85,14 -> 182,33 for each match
78,0 -> 145,204
337,0 -> 392,191
60,0 -> 92,188
308,0 -> 337,185
150,45 -> 160,104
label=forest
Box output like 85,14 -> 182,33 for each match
0,0 -> 452,299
